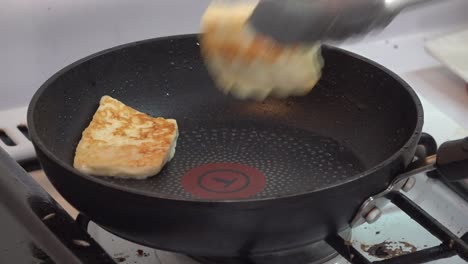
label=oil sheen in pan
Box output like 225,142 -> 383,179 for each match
99,121 -> 365,200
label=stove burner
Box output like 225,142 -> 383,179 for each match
182,163 -> 266,199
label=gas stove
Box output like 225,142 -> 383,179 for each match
82,170 -> 468,264
1,1 -> 468,263
1,92 -> 468,264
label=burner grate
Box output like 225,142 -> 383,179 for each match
0,106 -> 36,162
326,192 -> 468,264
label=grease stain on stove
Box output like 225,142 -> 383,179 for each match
361,241 -> 417,259
136,249 -> 150,257
114,252 -> 130,263
115,257 -> 126,263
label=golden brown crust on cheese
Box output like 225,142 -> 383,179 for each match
199,2 -> 285,64
73,95 -> 178,179
199,1 -> 324,101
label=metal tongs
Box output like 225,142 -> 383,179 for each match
248,0 -> 444,44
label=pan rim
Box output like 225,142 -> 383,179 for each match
27,33 -> 424,204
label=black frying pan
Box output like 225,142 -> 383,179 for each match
26,34 -> 466,257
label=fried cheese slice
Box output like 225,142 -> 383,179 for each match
199,1 -> 324,101
73,95 -> 178,179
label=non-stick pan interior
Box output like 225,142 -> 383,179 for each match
29,35 -> 421,200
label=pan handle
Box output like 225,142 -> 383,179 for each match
416,132 -> 438,157
76,213 -> 91,231
435,137 -> 468,182
350,135 -> 468,228
408,132 -> 438,171
327,193 -> 468,263
336,135 -> 468,263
